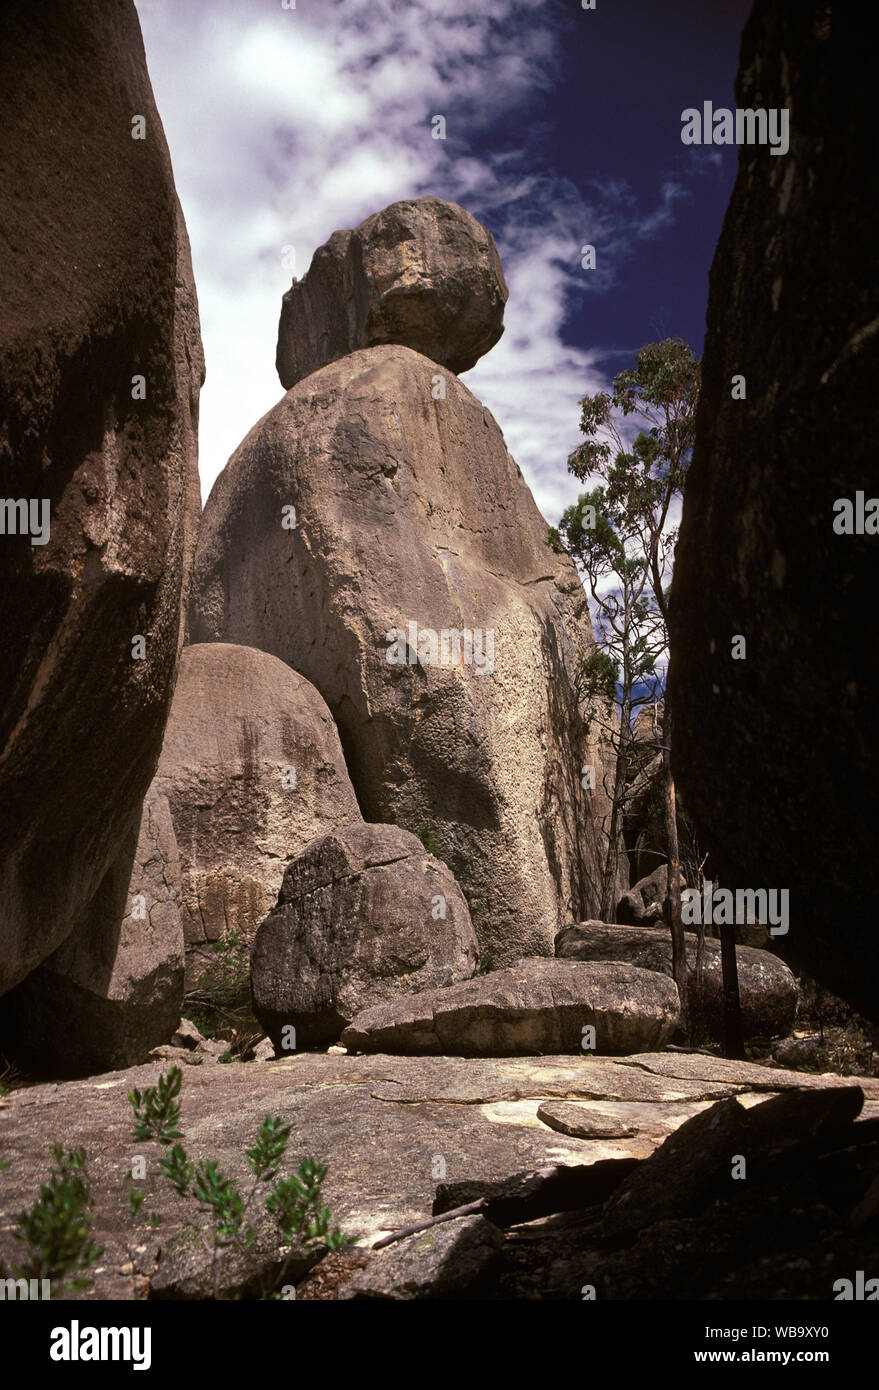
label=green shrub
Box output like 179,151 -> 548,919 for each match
416,824 -> 442,859
1,1065 -> 348,1302
3,1146 -> 101,1294
129,1066 -> 348,1298
183,928 -> 262,1056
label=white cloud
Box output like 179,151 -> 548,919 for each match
135,0 -> 689,525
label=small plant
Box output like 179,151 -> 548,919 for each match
4,1146 -> 102,1294
183,929 -> 261,1056
476,953 -> 495,976
209,928 -> 250,1003
128,1068 -> 347,1298
1,1067 -> 347,1302
416,824 -> 442,859
129,1065 -> 184,1145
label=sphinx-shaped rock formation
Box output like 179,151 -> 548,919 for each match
153,643 -> 362,984
0,0 -> 203,999
276,197 -> 508,389
668,0 -> 879,1020
190,323 -> 608,961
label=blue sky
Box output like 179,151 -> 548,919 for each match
135,0 -> 750,523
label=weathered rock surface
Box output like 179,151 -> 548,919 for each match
0,0 -> 203,995
667,1 -> 879,1020
276,197 -> 508,390
537,1102 -> 636,1140
341,958 -> 680,1056
773,1032 -> 824,1070
338,1213 -> 503,1300
616,865 -> 670,926
251,823 -> 478,1048
1,1051 -> 874,1299
153,643 -> 360,982
189,343 -> 608,963
171,1017 -> 205,1051
0,786 -> 185,1077
555,921 -> 797,1041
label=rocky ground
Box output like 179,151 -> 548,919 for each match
2,1048 -> 876,1299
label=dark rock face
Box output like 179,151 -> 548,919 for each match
667,2 -> 879,1019
0,787 -> 185,1077
251,823 -> 478,1048
341,957 -> 680,1056
0,0 -> 203,995
616,865 -> 669,926
276,197 -> 508,389
189,344 -> 607,963
153,643 -> 361,985
499,1088 -> 879,1301
600,1086 -> 864,1241
555,920 -> 797,1042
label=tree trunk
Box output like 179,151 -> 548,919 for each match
719,921 -> 746,1059
599,694 -> 631,921
661,706 -> 689,1039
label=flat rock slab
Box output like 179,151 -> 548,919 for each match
613,1051 -> 879,1100
537,1102 -> 637,1139
353,1055 -> 741,1105
342,959 -> 680,1056
1,1051 -> 869,1298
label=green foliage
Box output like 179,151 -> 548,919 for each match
126,1070 -> 348,1297
129,1064 -> 183,1145
125,1182 -> 146,1218
266,1157 -> 346,1249
192,1161 -> 250,1247
158,1143 -> 194,1198
567,337 -> 700,492
475,953 -> 496,976
578,649 -> 619,710
209,929 -> 250,1004
416,824 -> 442,858
246,1115 -> 293,1183
552,339 -> 700,923
7,1146 -> 101,1291
183,929 -> 261,1056
123,1175 -> 162,1231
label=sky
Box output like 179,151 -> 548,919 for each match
135,0 -> 751,525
